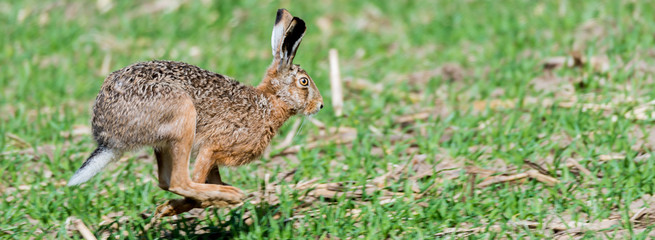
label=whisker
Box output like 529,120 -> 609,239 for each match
294,117 -> 306,139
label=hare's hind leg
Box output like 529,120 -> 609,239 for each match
154,99 -> 244,207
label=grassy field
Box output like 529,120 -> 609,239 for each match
2,0 -> 655,238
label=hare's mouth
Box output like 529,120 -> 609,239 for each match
304,109 -> 319,116
303,106 -> 321,116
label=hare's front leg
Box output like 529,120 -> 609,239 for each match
192,147 -> 231,186
206,166 -> 229,185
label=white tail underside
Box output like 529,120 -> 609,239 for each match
67,149 -> 117,186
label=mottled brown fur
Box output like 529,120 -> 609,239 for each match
74,9 -> 322,210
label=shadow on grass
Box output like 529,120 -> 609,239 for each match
96,202 -> 284,239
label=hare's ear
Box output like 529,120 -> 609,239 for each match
271,9 -> 294,59
280,17 -> 306,66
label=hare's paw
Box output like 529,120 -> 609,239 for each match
184,183 -> 245,206
204,185 -> 245,206
219,185 -> 246,200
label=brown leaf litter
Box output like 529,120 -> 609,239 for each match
138,147 -> 624,236
435,196 -> 655,239
139,153 -> 473,232
542,52 -> 610,74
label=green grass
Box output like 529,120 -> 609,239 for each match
2,0 -> 655,239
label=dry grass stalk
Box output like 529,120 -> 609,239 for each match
631,207 -> 649,221
99,53 -> 112,76
329,49 -> 343,117
472,99 -> 516,112
625,100 -> 655,120
635,153 -> 652,162
523,159 -> 551,176
476,172 -> 529,188
435,218 -> 625,238
566,158 -> 597,181
275,127 -> 357,156
308,118 -> 326,129
434,225 -> 503,237
557,219 -> 620,235
6,133 -> 31,149
241,156 -> 439,226
393,112 -> 432,125
0,143 -> 69,161
72,218 -> 97,240
525,170 -> 560,186
598,154 -> 625,162
343,77 -> 384,93
476,170 -> 560,188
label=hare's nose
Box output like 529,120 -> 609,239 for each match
320,104 -> 324,109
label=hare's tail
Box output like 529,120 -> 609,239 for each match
67,147 -> 120,186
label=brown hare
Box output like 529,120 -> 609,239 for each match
68,9 -> 323,215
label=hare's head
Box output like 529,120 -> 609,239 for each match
259,9 -> 323,116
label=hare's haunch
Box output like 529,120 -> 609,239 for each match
68,9 -> 323,210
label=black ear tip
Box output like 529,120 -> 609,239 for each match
292,17 -> 306,30
275,9 -> 285,24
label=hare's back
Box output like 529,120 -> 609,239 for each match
103,60 -> 233,90
92,60 -> 232,149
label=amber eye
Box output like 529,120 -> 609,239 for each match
299,77 -> 309,86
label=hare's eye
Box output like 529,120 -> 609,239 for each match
299,77 -> 309,86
